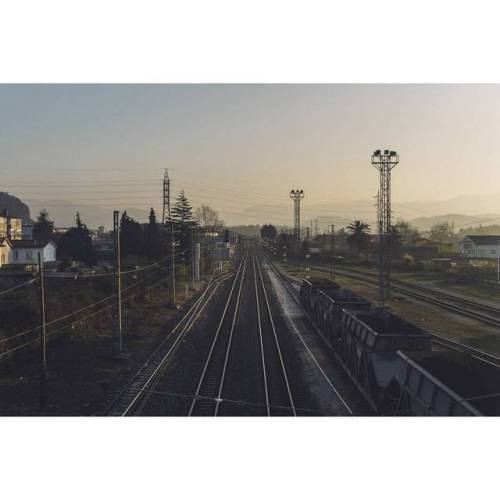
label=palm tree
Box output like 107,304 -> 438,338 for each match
346,220 -> 371,258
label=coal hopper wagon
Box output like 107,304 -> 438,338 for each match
299,278 -> 500,416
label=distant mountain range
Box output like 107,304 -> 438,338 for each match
408,213 -> 500,231
2,192 -> 500,232
239,194 -> 500,232
25,199 -> 150,229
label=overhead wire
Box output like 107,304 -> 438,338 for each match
0,277 -> 168,358
0,277 -> 38,298
0,256 -> 179,346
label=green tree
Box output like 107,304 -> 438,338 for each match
346,220 -> 371,257
58,212 -> 96,265
260,224 -> 278,241
388,225 -> 403,259
394,219 -> 420,243
429,222 -> 455,242
120,211 -> 144,258
33,209 -> 54,241
172,190 -> 195,266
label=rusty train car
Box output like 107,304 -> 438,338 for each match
299,278 -> 500,416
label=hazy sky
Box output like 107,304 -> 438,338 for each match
1,84 -> 500,225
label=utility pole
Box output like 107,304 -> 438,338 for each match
290,189 -> 304,246
38,253 -> 47,374
163,169 -> 176,306
113,211 -> 122,353
330,224 -> 335,280
497,240 -> 500,284
37,253 -> 47,410
372,149 -> 399,305
191,226 -> 200,287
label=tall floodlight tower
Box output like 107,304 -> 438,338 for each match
290,189 -> 304,244
371,149 -> 399,305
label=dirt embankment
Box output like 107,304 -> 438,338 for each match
0,278 -> 206,416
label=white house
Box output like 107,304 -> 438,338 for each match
0,238 -> 13,268
460,235 -> 500,259
10,240 -> 57,265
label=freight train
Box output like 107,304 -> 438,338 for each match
299,277 -> 500,416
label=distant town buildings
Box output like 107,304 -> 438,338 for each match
0,210 -> 57,269
0,210 -> 23,240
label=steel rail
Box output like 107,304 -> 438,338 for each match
311,264 -> 500,320
265,256 -> 354,415
111,276 -> 216,415
120,273 -> 231,416
252,252 -> 270,416
213,252 -> 249,415
105,271 -> 228,416
255,252 -> 296,416
188,251 -> 248,416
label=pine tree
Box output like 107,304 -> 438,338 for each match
172,190 -> 195,267
171,190 -> 194,224
58,212 -> 96,265
120,211 -> 144,258
33,209 -> 54,241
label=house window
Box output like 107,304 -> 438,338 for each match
14,251 -> 18,260
26,251 -> 32,261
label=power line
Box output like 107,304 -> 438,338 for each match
0,262 -> 176,346
0,278 -> 167,359
0,277 -> 38,297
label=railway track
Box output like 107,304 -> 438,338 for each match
313,265 -> 500,326
280,260 -> 500,369
264,255 -> 354,415
111,247 -> 358,417
105,271 -> 233,416
254,252 -> 296,416
188,250 -> 249,416
189,249 -> 298,416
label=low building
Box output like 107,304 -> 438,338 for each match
460,235 -> 500,259
0,211 -> 23,240
401,238 -> 439,262
11,240 -> 57,266
0,238 -> 13,268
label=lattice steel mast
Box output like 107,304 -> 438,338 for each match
371,149 -> 399,305
162,169 -> 176,305
290,189 -> 304,244
162,169 -> 171,225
